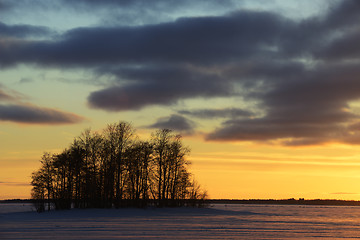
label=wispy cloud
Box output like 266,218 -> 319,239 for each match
0,181 -> 30,187
0,104 -> 84,124
0,89 -> 15,102
178,108 -> 254,119
330,192 -> 359,195
0,85 -> 84,125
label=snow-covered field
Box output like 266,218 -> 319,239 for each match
1,203 -> 360,239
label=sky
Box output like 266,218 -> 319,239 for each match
2,0 -> 360,200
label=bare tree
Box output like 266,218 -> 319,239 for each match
125,140 -> 153,207
31,123 -> 207,210
103,122 -> 135,208
152,129 -> 191,207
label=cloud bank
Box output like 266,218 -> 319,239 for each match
2,0 -> 360,144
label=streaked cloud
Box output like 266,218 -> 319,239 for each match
178,108 -> 254,119
330,192 -> 359,195
0,84 -> 25,102
0,85 -> 84,125
0,104 -> 84,124
0,21 -> 51,38
0,89 -> 15,102
0,181 -> 30,187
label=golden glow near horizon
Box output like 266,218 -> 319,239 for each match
188,140 -> 360,200
3,131 -> 360,200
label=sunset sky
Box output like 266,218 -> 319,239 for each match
2,0 -> 360,200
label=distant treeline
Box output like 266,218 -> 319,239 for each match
205,199 -> 360,206
4,198 -> 360,207
31,122 -> 207,212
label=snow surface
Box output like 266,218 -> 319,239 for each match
1,203 -> 360,239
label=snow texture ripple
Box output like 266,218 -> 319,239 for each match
1,203 -> 360,239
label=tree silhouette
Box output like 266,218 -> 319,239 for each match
31,121 -> 207,211
151,129 -> 191,207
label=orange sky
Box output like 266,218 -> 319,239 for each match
2,132 -> 360,200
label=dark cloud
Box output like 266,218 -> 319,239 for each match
147,114 -> 196,135
207,63 -> 360,145
276,0 -> 360,58
0,104 -> 84,124
306,0 -> 360,61
179,108 -> 253,119
0,21 -> 51,38
1,0 -> 237,14
207,117 -> 350,146
41,11 -> 295,111
63,0 -> 235,8
0,0 -> 11,11
88,65 -> 230,111
316,31 -> 360,61
0,10 -> 292,67
323,0 -> 360,29
2,0 -> 360,145
202,0 -> 360,145
0,0 -> 240,30
62,0 -> 237,24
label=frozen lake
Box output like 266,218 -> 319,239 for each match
1,203 -> 360,239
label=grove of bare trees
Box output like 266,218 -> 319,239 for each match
31,122 -> 207,212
